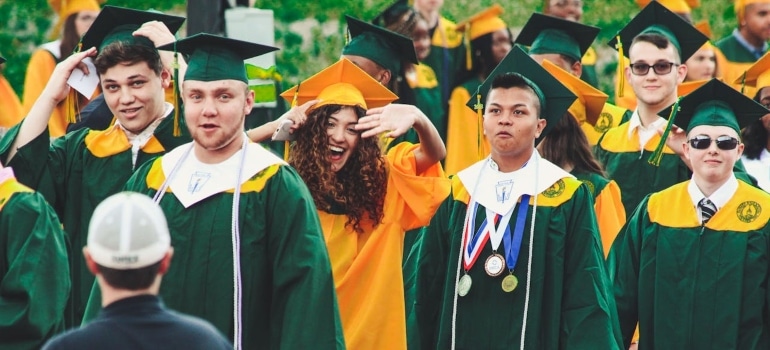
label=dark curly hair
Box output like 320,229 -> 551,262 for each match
289,104 -> 388,233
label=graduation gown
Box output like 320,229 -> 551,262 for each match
580,46 -> 599,88
84,143 -> 345,349
715,34 -> 759,98
389,64 -> 447,149
582,103 -> 632,146
610,180 -> 770,349
595,121 -> 691,218
422,16 -> 465,104
444,79 -> 489,175
22,48 -> 68,138
0,176 -> 69,350
410,157 -> 621,350
572,170 -> 625,258
0,114 -> 190,327
0,74 -> 22,129
322,143 -> 449,349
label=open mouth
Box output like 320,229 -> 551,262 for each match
330,146 -> 345,160
121,107 -> 141,116
201,123 -> 218,130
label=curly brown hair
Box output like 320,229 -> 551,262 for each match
289,104 -> 388,233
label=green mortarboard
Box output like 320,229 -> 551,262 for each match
79,5 -> 185,53
607,1 -> 707,62
515,13 -> 599,62
342,15 -> 418,74
466,44 -> 577,145
658,79 -> 768,135
157,33 -> 279,84
372,0 -> 411,27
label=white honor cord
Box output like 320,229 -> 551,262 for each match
450,158 -> 488,350
151,137 -> 249,350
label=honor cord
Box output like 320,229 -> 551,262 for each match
519,155 -> 539,350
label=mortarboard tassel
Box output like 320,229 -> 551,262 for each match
615,35 -> 625,98
172,47 -> 182,137
474,85 -> 484,160
65,41 -> 84,125
465,24 -> 472,71
285,83 -> 300,161
647,97 -> 680,166
740,71 -> 747,95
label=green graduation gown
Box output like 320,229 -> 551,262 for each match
83,143 -> 344,349
410,162 -> 621,349
610,180 -> 770,349
0,114 -> 190,328
0,176 -> 69,350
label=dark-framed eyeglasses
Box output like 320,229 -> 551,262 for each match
629,62 -> 678,76
688,135 -> 740,150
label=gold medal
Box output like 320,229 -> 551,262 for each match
458,274 -> 472,296
484,253 -> 505,277
501,274 -> 518,292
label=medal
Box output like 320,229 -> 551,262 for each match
501,274 -> 518,292
484,253 -> 505,277
458,274 -> 472,296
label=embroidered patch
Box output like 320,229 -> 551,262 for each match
542,179 -> 565,198
188,171 -> 212,194
737,201 -> 762,223
580,179 -> 595,196
594,112 -> 613,133
495,180 -> 514,203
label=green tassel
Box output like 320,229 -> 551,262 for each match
647,98 -> 680,166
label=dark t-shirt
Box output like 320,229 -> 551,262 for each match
42,295 -> 232,350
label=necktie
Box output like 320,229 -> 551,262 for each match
699,198 -> 717,225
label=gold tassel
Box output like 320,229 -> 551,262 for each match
616,35 -> 625,98
465,24 -> 472,71
66,89 -> 80,124
284,83 -> 301,161
172,51 -> 181,137
740,71 -> 747,95
647,98 -> 680,166
474,85 -> 483,160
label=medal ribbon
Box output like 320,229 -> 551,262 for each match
462,201 -> 490,270
503,195 -> 531,271
486,206 -> 515,251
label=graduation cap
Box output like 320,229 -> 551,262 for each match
635,0 -> 700,13
515,12 -> 600,62
659,78 -> 767,134
734,50 -> 770,91
648,79 -> 767,164
280,58 -> 398,111
48,0 -> 102,40
677,78 -> 710,97
456,5 -> 508,70
542,59 -> 607,126
608,1 -> 707,98
79,5 -> 185,53
372,0 -> 412,27
157,33 -> 278,84
736,0 -> 770,23
342,15 -> 418,74
466,45 -> 577,145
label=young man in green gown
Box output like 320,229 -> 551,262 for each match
0,157 -> 69,349
611,79 -> 770,349
0,6 -> 188,328
84,33 -> 344,349
409,46 -> 621,349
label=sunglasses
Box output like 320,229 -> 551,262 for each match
629,62 -> 678,76
688,135 -> 740,150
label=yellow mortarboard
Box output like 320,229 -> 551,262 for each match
734,50 -> 770,90
736,0 -> 770,22
280,58 -> 398,111
48,0 -> 102,39
542,59 -> 607,126
456,4 -> 507,70
677,79 -> 710,97
635,0 -> 698,13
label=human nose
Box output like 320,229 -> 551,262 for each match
329,125 -> 345,142
119,89 -> 135,104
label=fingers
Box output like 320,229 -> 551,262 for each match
133,21 -> 175,47
366,106 -> 385,116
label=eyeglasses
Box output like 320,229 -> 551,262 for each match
552,0 -> 582,7
629,62 -> 678,76
688,135 -> 740,150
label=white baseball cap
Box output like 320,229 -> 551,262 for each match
87,192 -> 171,269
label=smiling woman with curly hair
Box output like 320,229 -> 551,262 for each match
248,58 -> 449,349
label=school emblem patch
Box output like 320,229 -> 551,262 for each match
594,112 -> 613,133
542,179 -> 565,198
580,179 -> 595,196
737,201 -> 761,223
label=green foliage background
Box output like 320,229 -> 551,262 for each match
1,0 -> 736,102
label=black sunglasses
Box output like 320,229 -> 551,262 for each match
629,62 -> 678,76
688,135 -> 740,150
